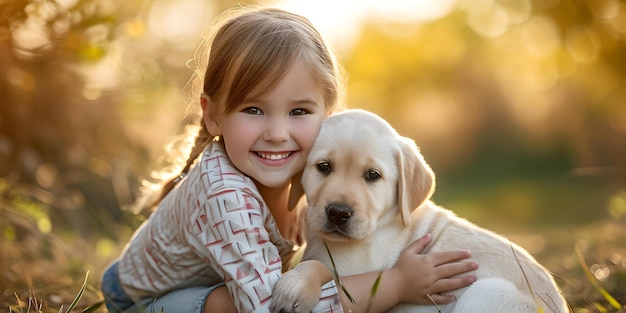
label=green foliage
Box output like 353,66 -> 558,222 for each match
0,0 -> 151,242
576,249 -> 621,311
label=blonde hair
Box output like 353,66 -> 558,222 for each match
139,6 -> 345,211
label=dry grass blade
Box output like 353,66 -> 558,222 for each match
510,239 -> 545,313
426,294 -> 442,313
363,271 -> 383,313
575,249 -> 622,311
10,292 -> 25,313
323,240 -> 356,306
61,271 -> 90,313
9,290 -> 47,313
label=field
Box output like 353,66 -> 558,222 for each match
2,0 -> 626,312
2,183 -> 625,313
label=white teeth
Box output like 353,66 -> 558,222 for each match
257,152 -> 291,160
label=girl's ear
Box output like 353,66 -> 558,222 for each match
201,93 -> 221,136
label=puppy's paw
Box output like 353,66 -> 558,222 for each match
271,268 -> 323,313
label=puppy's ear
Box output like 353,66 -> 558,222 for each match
396,137 -> 435,227
288,170 -> 305,211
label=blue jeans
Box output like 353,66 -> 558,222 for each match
101,261 -> 224,313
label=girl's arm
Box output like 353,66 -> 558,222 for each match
338,234 -> 477,312
210,233 -> 476,313
189,187 -> 342,313
188,188 -> 287,312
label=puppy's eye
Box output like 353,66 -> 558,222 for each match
317,161 -> 331,175
364,169 -> 381,181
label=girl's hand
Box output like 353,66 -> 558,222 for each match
392,233 -> 478,305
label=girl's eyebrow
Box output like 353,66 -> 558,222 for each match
239,97 -> 321,106
238,97 -> 262,105
291,98 -> 320,105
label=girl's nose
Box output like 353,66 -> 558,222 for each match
263,120 -> 289,142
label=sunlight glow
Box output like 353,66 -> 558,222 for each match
147,0 -> 215,42
521,16 -> 560,58
271,0 -> 456,52
12,19 -> 50,54
360,0 -> 456,22
566,25 -> 601,64
590,264 -> 611,281
460,0 -> 532,38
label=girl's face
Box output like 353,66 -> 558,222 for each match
203,60 -> 328,188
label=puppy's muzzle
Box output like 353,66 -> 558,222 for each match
326,203 -> 352,225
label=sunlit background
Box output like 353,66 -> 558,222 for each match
1,0 -> 625,311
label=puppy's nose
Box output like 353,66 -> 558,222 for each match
326,203 -> 352,225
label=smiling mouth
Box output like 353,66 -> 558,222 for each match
256,152 -> 292,160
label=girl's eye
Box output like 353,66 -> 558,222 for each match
291,108 -> 309,116
364,169 -> 382,182
317,161 -> 331,175
242,107 -> 262,115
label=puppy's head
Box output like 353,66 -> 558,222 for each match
301,109 -> 435,242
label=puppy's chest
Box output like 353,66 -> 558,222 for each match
329,240 -> 404,276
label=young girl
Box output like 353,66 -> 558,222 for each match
101,6 -> 477,313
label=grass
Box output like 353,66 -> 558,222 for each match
5,232 -> 623,313
7,272 -> 102,313
2,196 -> 625,312
550,223 -> 626,313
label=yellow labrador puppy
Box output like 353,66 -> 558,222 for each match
273,109 -> 569,313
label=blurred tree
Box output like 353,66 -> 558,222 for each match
0,0 -> 149,239
0,0 -> 253,240
1,0 -> 624,237
341,0 -> 626,227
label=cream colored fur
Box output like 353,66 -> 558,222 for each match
273,109 -> 569,313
